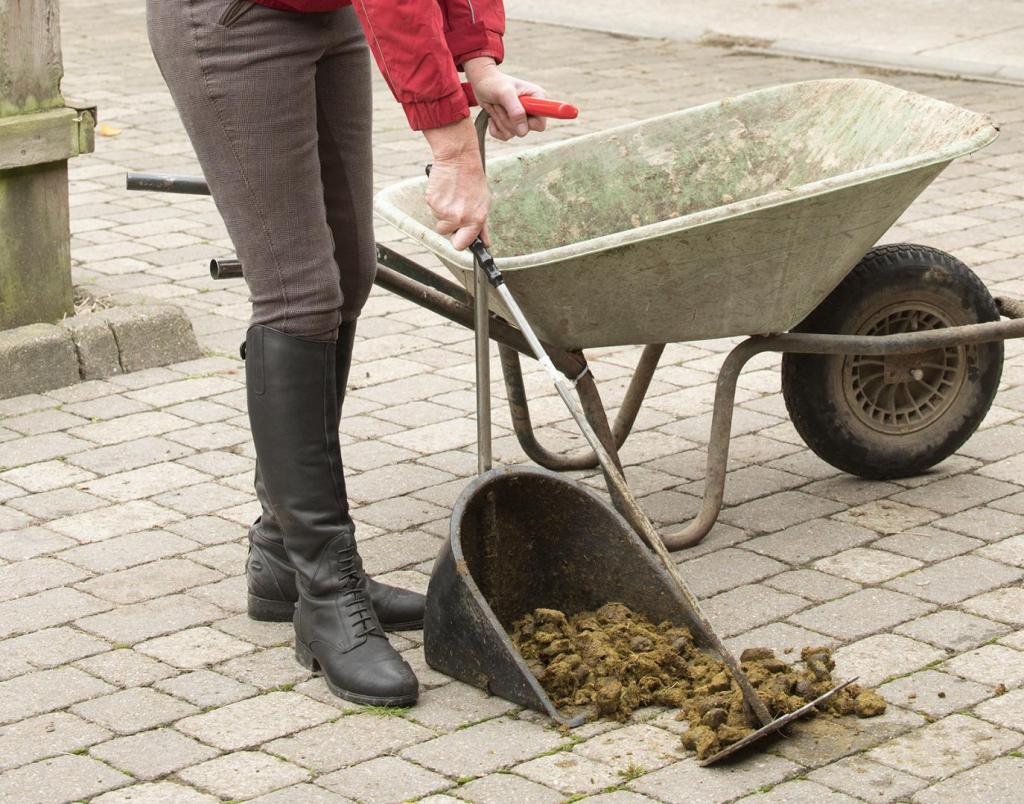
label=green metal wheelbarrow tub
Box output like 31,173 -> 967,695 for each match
375,78 -> 998,350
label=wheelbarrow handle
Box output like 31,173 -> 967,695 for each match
462,83 -> 579,120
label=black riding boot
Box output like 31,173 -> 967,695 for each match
246,321 -> 426,631
245,325 -> 418,706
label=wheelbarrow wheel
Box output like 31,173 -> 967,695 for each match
781,244 -> 1003,480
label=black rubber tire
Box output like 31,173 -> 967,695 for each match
782,244 -> 1003,480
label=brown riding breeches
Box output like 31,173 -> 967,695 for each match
148,0 -> 377,338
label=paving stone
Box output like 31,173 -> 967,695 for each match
152,482 -> 251,516
59,529 -> 196,573
912,756 -> 1024,804
0,432 -> 93,472
572,724 -> 685,772
248,784 -> 354,804
884,555 -> 1023,604
76,593 -> 223,644
77,558 -> 222,605
0,712 -> 111,772
266,713 -> 435,773
892,475 -> 1019,515
0,526 -> 74,561
0,625 -> 108,669
833,634 -> 946,687
582,793 -> 659,804
175,691 -> 337,750
65,436 -> 194,475
960,586 -> 1024,626
80,462 -> 209,503
943,644 -> 1024,688
178,751 -> 309,800
806,754 -> 928,803
317,756 -> 452,803
974,687 -> 1024,731
894,609 -> 1012,651
402,716 -> 565,776
71,687 -> 198,735
69,411 -> 193,446
871,526 -> 983,561
725,622 -> 837,660
458,773 -> 563,804
867,713 -> 1024,779
877,669 -> 994,717
91,782 -> 221,803
761,569 -> 860,602
935,507 -> 1024,542
90,727 -> 219,779
813,548 -> 923,584
0,665 -> 114,725
7,487 -> 107,519
833,500 -> 939,535
74,648 -> 178,687
0,754 -> 130,803
980,533 -> 1024,567
62,394 -> 150,422
49,500 -> 182,543
513,752 -> 622,795
735,780 -> 860,803
789,589 -> 935,641
213,614 -> 294,649
1001,630 -> 1024,651
404,682 -> 516,732
631,752 -> 802,804
215,645 -> 312,689
137,625 -> 253,669
677,548 -> 786,598
719,492 -> 844,534
769,705 -> 926,768
154,668 -> 257,708
0,586 -> 111,639
744,519 -> 877,564
165,514 -> 245,546
702,584 -> 809,637
0,460 -> 96,493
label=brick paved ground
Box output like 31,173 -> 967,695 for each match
0,0 -> 1021,801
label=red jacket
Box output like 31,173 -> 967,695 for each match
251,0 -> 505,130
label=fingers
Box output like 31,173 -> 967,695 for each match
450,224 -> 482,251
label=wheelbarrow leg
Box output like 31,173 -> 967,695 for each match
662,338 -> 770,550
498,343 -> 664,471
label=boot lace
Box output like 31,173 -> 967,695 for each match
334,542 -> 378,638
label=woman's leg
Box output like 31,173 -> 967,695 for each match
148,0 -> 417,704
245,7 -> 424,630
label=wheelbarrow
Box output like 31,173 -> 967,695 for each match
127,77 -> 1024,763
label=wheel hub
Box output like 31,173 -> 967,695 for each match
843,303 -> 969,435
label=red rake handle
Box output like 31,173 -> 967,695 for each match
462,83 -> 579,119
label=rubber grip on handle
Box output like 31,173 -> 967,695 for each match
461,83 -> 579,119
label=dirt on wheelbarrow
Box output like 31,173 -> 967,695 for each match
510,603 -> 886,760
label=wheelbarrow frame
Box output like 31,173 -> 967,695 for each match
126,171 -> 1024,553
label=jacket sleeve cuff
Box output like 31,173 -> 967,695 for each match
446,25 -> 505,68
402,89 -> 471,131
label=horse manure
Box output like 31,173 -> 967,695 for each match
510,603 -> 887,760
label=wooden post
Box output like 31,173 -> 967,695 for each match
0,0 -> 95,329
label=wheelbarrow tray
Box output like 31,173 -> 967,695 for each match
375,79 -> 998,350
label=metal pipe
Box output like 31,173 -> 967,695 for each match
498,344 -> 659,471
209,258 -> 242,280
997,296 -> 1024,320
126,172 -> 210,195
474,257 -> 493,473
662,338 -> 767,550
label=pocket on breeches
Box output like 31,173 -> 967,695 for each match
218,0 -> 255,27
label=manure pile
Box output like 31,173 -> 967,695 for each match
510,602 -> 886,759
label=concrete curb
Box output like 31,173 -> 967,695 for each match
738,40 -> 1024,88
0,303 -> 202,399
507,9 -> 1024,88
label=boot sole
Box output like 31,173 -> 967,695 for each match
294,640 -> 418,707
248,595 -> 422,631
